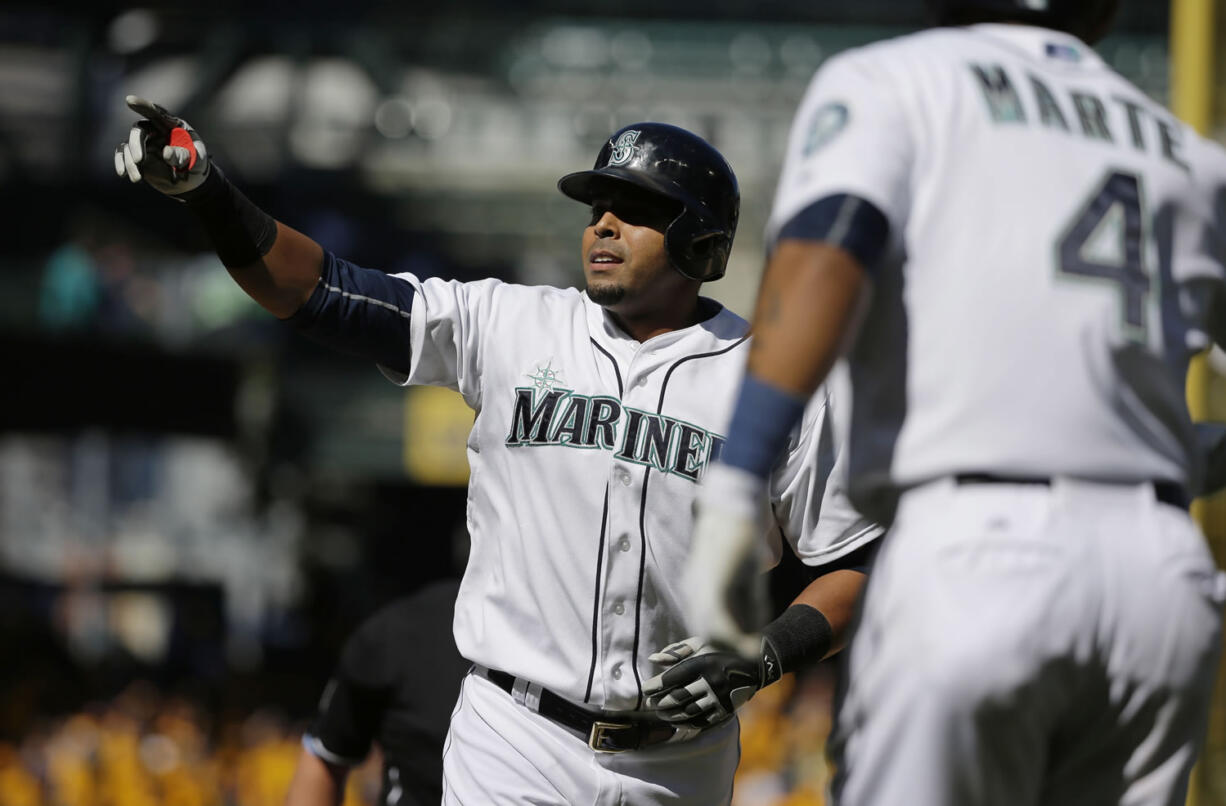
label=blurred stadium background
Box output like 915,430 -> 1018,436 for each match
0,1 -> 1220,804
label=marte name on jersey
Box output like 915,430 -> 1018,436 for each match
970,62 -> 1190,171
504,387 -> 726,482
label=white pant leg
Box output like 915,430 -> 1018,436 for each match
831,480 -> 1224,806
443,672 -> 602,805
1042,481 -> 1225,806
832,481 -> 1074,806
598,715 -> 740,805
443,671 -> 740,806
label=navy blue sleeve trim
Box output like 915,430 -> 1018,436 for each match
776,193 -> 891,272
289,250 -> 416,376
721,374 -> 808,480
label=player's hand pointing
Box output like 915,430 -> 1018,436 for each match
115,95 -> 210,197
644,636 -> 765,728
683,463 -> 770,658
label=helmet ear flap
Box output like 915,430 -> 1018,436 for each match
688,231 -> 731,281
666,223 -> 731,282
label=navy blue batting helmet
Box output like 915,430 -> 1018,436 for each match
925,0 -> 1119,43
558,123 -> 740,282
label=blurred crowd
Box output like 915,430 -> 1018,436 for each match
0,670 -> 836,806
31,208 -> 276,349
0,683 -> 381,806
733,673 -> 835,806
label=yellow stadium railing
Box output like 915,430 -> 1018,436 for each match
1172,1 -> 1226,803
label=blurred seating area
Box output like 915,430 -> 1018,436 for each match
0,667 -> 837,806
0,8 -> 1173,325
0,682 -> 382,806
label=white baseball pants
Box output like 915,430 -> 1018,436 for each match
442,670 -> 740,805
832,478 -> 1225,806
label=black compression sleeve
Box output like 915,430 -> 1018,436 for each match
180,164 -> 278,268
760,604 -> 833,684
288,251 -> 416,375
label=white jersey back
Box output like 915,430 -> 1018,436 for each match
769,23 -> 1226,519
380,277 -> 877,711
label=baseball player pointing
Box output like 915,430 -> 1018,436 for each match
687,1 -> 1226,805
117,106 -> 879,803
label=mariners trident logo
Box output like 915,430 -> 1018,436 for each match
527,361 -> 563,392
608,130 -> 641,166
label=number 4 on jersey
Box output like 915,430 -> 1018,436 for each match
1057,170 -> 1150,339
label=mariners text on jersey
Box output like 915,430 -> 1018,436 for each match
504,386 -> 726,482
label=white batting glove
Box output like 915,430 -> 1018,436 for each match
683,462 -> 770,658
114,95 -> 210,197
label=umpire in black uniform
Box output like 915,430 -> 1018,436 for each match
286,578 -> 469,806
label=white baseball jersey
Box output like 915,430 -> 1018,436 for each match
379,278 -> 878,711
768,23 -> 1226,518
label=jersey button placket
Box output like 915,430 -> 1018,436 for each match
602,461 -> 639,705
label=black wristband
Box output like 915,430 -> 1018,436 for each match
180,164 -> 278,268
760,604 -> 833,685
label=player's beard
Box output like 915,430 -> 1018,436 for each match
586,280 -> 626,306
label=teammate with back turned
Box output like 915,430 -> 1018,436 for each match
115,104 -> 881,803
684,1 -> 1226,805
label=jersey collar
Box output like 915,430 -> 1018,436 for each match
581,291 -> 748,355
967,23 -> 1107,70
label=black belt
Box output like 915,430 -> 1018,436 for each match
473,666 -> 677,753
954,474 -> 1189,510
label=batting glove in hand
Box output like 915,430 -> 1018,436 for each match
114,95 -> 209,197
644,636 -> 773,729
683,462 -> 770,658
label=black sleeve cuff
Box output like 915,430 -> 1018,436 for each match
309,675 -> 385,764
761,604 -> 834,683
181,164 -> 278,268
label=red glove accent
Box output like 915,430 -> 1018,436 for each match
169,127 -> 197,170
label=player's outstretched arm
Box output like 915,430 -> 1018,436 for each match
646,567 -> 863,729
115,96 -> 322,319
